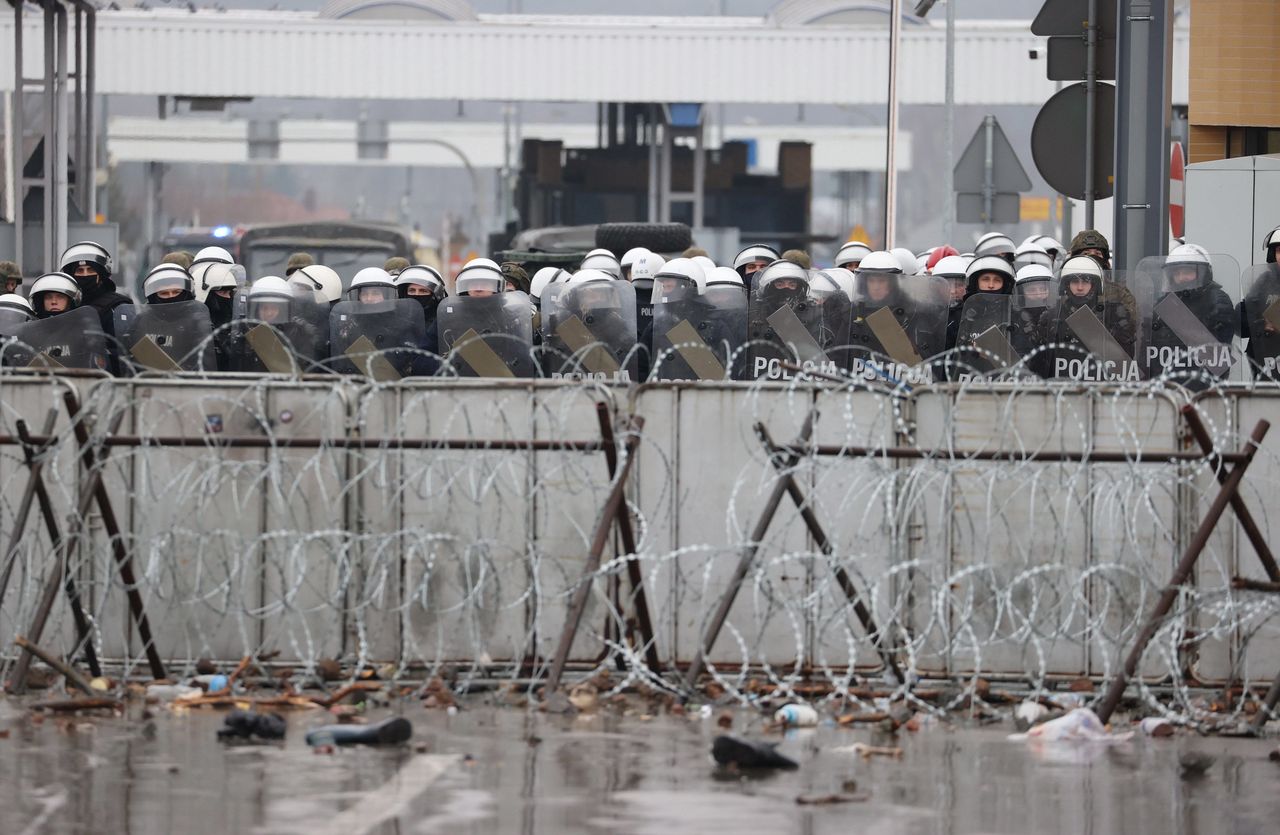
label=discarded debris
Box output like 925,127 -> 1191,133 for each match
145,684 -> 202,703
305,716 -> 413,748
1010,708 -> 1133,743
1140,717 -> 1175,737
195,658 -> 218,676
28,698 -> 121,713
795,793 -> 867,805
315,658 -> 344,682
13,637 -> 95,696
711,735 -> 799,771
319,681 -> 385,709
1178,752 -> 1215,780
568,682 -> 599,713
833,742 -> 903,760
1015,700 -> 1049,730
774,703 -> 818,727
217,709 -> 286,742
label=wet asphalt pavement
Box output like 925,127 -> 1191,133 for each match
1,696 -> 1278,835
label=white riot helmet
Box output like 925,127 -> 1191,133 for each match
289,264 -> 343,304
347,267 -> 397,303
58,241 -> 113,279
653,257 -> 706,301
192,246 -> 233,267
0,292 -> 35,326
820,268 -> 856,302
142,263 -> 195,304
632,251 -> 666,285
1058,255 -> 1104,296
733,244 -> 781,277
834,241 -> 872,269
1264,225 -> 1280,263
1035,236 -> 1064,260
1163,243 -> 1213,290
555,269 -> 574,283
755,258 -> 810,292
190,246 -> 235,302
620,247 -> 650,278
931,255 -> 969,280
705,266 -> 745,288
1014,240 -> 1053,271
29,272 -> 83,317
964,254 -> 1015,295
529,267 -> 563,301
565,268 -> 615,288
196,262 -> 246,302
974,232 -> 1016,260
246,276 -> 294,321
579,250 -> 623,279
890,247 -> 918,275
1015,263 -> 1055,309
691,255 -> 717,276
455,261 -> 506,296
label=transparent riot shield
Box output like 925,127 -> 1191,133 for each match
745,281 -> 831,381
328,298 -> 430,381
651,290 -> 747,381
1011,275 -> 1054,372
114,301 -> 217,373
232,294 -> 326,375
3,307 -> 110,372
437,293 -> 537,379
1034,271 -> 1142,382
1135,254 -> 1241,385
1242,264 -> 1280,382
840,274 -> 947,386
947,293 -> 1019,378
541,280 -> 639,382
808,270 -> 853,362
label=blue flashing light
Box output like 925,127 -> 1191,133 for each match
212,225 -> 232,238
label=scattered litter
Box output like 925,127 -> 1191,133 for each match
716,711 -> 733,729
217,710 -> 286,742
1178,752 -> 1215,780
145,684 -> 202,703
832,742 -> 903,760
1009,708 -> 1133,743
795,793 -> 867,805
774,703 -> 818,727
711,735 -> 798,771
305,716 -> 413,747
89,678 -> 111,692
1015,701 -> 1049,726
28,698 -> 120,713
568,682 -> 599,713
698,704 -> 713,720
207,675 -> 230,694
1140,717 -> 1175,737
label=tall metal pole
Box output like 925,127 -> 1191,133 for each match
981,115 -> 994,232
884,0 -> 902,249
42,0 -> 56,270
1084,0 -> 1098,229
54,1 -> 69,260
1114,0 -> 1174,273
942,0 -> 956,244
12,1 -> 23,270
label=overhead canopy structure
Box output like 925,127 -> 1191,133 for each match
0,9 -> 1190,106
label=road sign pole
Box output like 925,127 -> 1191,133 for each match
884,0 -> 902,248
1084,0 -> 1097,229
1114,0 -> 1173,273
942,0 -> 956,244
982,115 -> 995,230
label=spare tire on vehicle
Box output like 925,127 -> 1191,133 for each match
594,223 -> 693,256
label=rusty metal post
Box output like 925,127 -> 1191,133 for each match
62,390 -> 166,680
1182,405 -> 1280,582
1095,419 -> 1270,724
594,403 -> 662,675
544,417 -> 645,694
0,411 -> 59,605
18,417 -> 101,677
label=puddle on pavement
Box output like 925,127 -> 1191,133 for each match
1,698 -> 1278,834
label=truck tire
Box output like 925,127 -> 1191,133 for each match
594,223 -> 693,256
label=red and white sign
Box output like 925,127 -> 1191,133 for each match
1169,141 -> 1185,239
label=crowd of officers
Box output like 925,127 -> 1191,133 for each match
1,221 -> 1278,386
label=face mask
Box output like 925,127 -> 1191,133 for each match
73,273 -> 100,295
206,292 -> 234,322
